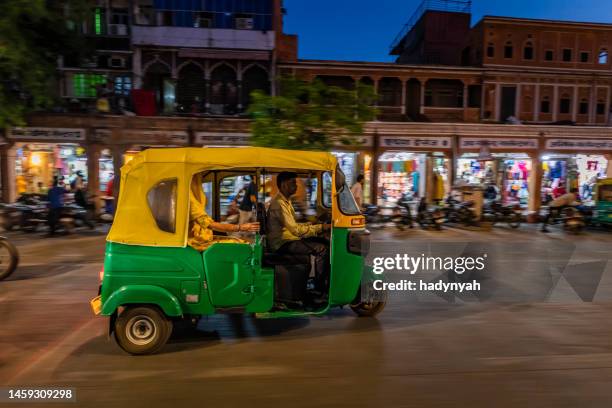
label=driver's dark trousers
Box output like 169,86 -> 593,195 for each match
277,237 -> 330,293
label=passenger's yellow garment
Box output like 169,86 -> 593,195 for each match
188,173 -> 245,251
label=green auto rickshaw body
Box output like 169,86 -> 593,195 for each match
593,178 -> 612,225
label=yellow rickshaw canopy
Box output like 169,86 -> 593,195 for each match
107,147 -> 338,248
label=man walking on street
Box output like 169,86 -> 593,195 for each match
239,176 -> 257,225
47,177 -> 66,236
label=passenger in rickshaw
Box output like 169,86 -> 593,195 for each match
188,173 -> 259,251
267,172 -> 331,294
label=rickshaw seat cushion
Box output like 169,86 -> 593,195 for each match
262,252 -> 310,267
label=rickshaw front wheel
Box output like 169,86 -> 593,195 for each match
114,306 -> 173,355
350,285 -> 388,317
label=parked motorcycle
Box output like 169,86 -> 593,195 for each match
544,205 -> 586,234
483,200 -> 522,229
0,194 -> 48,232
363,205 -> 396,228
395,193 -> 414,230
416,198 -> 445,230
0,236 -> 19,280
442,195 -> 478,226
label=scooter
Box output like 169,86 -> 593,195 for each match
543,205 -> 586,234
0,236 -> 19,280
415,198 -> 445,230
363,205 -> 396,228
442,195 -> 477,226
395,193 -> 414,230
484,200 -> 523,229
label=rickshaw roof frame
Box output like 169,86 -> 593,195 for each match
108,147 -> 338,248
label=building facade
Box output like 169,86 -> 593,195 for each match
4,0 -> 612,218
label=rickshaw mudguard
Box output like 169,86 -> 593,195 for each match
101,285 -> 183,317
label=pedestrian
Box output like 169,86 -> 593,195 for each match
541,187 -> 579,232
74,181 -> 96,229
47,177 -> 66,236
239,176 -> 257,225
351,174 -> 365,208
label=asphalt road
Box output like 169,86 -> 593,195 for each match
2,224 -> 612,407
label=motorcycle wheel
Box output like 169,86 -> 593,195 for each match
508,213 -> 521,229
0,239 -> 19,281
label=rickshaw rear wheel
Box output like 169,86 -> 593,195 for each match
114,306 -> 173,355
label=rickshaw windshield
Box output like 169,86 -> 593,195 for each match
599,185 -> 612,202
327,167 -> 361,215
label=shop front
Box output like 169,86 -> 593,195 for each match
377,136 -> 452,206
458,137 -> 539,208
543,138 -> 612,205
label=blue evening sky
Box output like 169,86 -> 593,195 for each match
283,0 -> 612,62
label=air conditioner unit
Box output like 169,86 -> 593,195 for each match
235,18 -> 253,30
109,56 -> 126,68
195,17 -> 211,28
108,24 -> 128,36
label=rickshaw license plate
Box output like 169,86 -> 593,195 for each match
90,296 -> 102,315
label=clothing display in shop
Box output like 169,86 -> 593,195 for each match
411,171 -> 419,196
433,172 -> 445,201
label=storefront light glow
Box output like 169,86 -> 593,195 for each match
30,153 -> 42,166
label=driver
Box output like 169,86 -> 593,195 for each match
267,172 -> 331,294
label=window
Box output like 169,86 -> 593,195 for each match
597,101 -> 606,115
329,167 -> 360,215
523,42 -> 534,60
562,49 -> 572,62
579,99 -> 589,114
545,50 -> 554,61
580,52 -> 590,63
559,97 -> 571,114
540,96 -> 550,113
161,10 -> 173,26
322,172 -> 333,208
136,5 -> 154,25
193,12 -> 212,28
504,42 -> 513,58
599,49 -> 608,64
219,175 -> 255,221
147,179 -> 177,233
110,8 -> 129,25
114,76 -> 131,96
72,73 -> 106,98
486,43 -> 495,58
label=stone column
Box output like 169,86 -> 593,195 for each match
425,154 -> 435,204
133,48 -> 143,89
552,85 -> 559,122
527,153 -> 542,220
86,143 -> 101,213
400,79 -> 407,116
572,86 -> 578,122
589,84 -> 596,124
0,144 -> 17,203
605,86 -> 611,124
515,84 -> 521,118
419,79 -> 426,115
534,83 -> 540,121
204,74 -> 211,114
463,83 -> 469,108
494,83 -> 501,121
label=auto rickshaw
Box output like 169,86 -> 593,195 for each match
90,147 -> 385,355
591,178 -> 612,225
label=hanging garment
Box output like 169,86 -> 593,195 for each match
411,171 -> 420,195
434,173 -> 445,201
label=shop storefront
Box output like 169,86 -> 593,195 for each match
458,138 -> 539,207
377,136 -> 452,205
543,138 -> 612,205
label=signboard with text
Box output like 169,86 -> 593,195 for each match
460,138 -> 539,150
196,132 -> 250,146
9,127 -> 85,141
545,138 -> 612,151
381,136 -> 452,149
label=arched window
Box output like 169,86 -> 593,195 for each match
523,41 -> 534,60
599,49 -> 609,64
210,64 -> 237,114
176,63 -> 205,113
504,41 -> 513,59
486,43 -> 495,58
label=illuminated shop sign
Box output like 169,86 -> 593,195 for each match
545,138 -> 612,151
381,136 -> 452,149
9,127 -> 85,141
460,138 -> 539,150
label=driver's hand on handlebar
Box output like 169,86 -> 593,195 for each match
239,222 -> 260,232
322,223 -> 332,232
